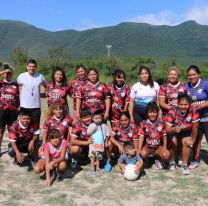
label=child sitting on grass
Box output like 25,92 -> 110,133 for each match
87,110 -> 110,174
117,142 -> 143,175
34,129 -> 69,186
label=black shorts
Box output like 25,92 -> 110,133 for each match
8,141 -> 41,157
168,131 -> 192,140
0,109 -> 18,128
20,107 -> 41,129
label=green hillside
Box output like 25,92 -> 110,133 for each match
0,20 -> 208,64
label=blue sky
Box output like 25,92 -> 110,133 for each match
1,0 -> 208,31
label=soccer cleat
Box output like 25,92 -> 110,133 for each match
189,160 -> 199,170
169,162 -> 176,170
181,164 -> 190,175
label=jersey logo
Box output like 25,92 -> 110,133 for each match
62,121 -> 67,126
128,133 -> 132,137
121,92 -> 125,97
197,89 -> 202,94
186,117 -> 191,122
98,87 -> 103,91
173,94 -> 178,98
192,96 -> 197,101
157,127 -> 162,132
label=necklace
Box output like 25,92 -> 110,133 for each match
27,73 -> 36,96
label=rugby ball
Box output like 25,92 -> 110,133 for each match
123,164 -> 139,181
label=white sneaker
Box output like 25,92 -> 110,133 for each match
169,162 -> 176,170
181,164 -> 190,175
178,160 -> 183,167
71,158 -> 78,169
155,160 -> 164,170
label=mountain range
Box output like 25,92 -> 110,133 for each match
0,20 -> 208,65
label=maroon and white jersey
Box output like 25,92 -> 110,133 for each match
70,121 -> 89,141
165,106 -> 200,131
46,82 -> 69,113
43,114 -> 73,139
108,82 -> 130,122
68,77 -> 87,110
77,81 -> 111,114
111,122 -> 139,143
9,120 -> 39,143
0,80 -> 19,110
158,81 -> 187,108
138,119 -> 166,148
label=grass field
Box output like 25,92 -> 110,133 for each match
1,98 -> 208,206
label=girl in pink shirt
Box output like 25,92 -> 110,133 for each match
34,129 -> 68,186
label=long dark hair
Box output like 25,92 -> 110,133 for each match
51,67 -> 67,86
113,69 -> 125,88
138,66 -> 154,88
187,65 -> 201,75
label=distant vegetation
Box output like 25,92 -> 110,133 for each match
1,20 -> 208,84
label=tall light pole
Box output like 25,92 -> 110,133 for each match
106,44 -> 112,61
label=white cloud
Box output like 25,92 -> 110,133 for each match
75,19 -> 104,31
185,5 -> 208,25
128,2 -> 208,26
128,10 -> 182,26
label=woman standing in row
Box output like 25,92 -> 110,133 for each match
45,67 -> 69,114
76,68 -> 111,121
186,65 -> 208,169
129,66 -> 160,126
0,64 -> 19,155
158,67 -> 187,115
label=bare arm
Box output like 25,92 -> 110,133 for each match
129,97 -> 135,122
138,135 -> 144,153
45,150 -> 52,186
123,102 -> 129,112
11,142 -> 24,163
109,133 -> 124,154
41,130 -> 48,147
70,135 -> 92,147
76,98 -> 82,118
104,98 -> 111,120
158,96 -> 172,111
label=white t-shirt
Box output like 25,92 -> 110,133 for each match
130,82 -> 160,109
17,72 -> 46,108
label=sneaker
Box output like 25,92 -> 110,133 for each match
169,162 -> 176,170
56,172 -> 63,182
155,160 -> 164,170
91,168 -> 96,175
96,168 -> 103,173
181,164 -> 190,175
40,172 -> 46,180
178,160 -> 183,167
104,161 -> 112,172
71,158 -> 78,169
189,160 -> 199,170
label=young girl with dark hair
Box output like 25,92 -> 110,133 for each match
108,69 -> 130,125
45,67 -> 69,114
